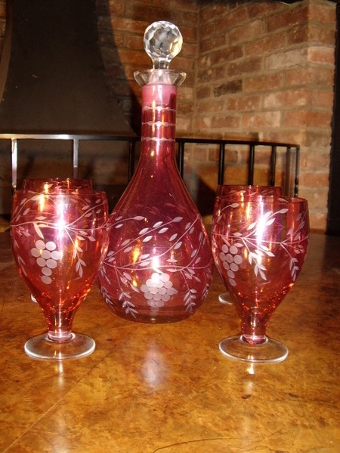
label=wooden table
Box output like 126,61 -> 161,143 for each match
0,231 -> 339,452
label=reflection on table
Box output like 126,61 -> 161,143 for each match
0,231 -> 339,452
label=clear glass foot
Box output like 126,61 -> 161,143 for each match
219,335 -> 288,363
218,292 -> 233,305
24,333 -> 95,360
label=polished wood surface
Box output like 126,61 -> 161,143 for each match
0,231 -> 339,452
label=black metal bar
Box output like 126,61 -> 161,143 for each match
285,146 -> 292,196
270,145 -> 277,187
218,142 -> 225,185
294,146 -> 300,197
72,138 -> 79,179
248,143 -> 255,185
0,134 -> 300,193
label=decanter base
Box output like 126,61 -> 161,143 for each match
111,308 -> 194,324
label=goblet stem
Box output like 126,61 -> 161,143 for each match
218,310 -> 288,363
240,310 -> 268,344
43,306 -> 78,342
24,301 -> 95,360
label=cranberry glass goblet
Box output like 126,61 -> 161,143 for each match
23,178 -> 95,304
10,189 -> 109,360
214,186 -> 283,306
212,193 -> 309,363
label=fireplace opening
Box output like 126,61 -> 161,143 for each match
0,0 -> 136,213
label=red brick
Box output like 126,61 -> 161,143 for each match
197,66 -> 225,84
228,57 -> 263,77
266,130 -> 308,147
210,45 -> 243,66
193,147 -> 209,161
248,2 -> 282,18
300,149 -> 330,171
309,3 -> 336,24
265,48 -> 308,70
211,115 -> 241,129
244,72 -> 285,93
226,95 -> 262,112
196,86 -> 211,100
307,46 -> 335,65
266,5 -> 309,33
214,6 -> 248,30
199,4 -> 230,23
303,130 -> 332,148
287,24 -> 335,47
242,111 -> 281,129
229,19 -> 264,44
310,90 -> 334,109
200,34 -> 226,54
245,31 -> 286,57
193,117 -> 212,132
285,66 -> 335,87
197,99 -> 224,115
263,89 -> 310,109
198,21 -> 215,40
299,171 -> 329,188
283,110 -> 332,128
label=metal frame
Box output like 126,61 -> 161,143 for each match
0,133 -> 300,196
176,137 -> 300,196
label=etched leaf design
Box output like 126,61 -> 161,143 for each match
33,222 -> 44,239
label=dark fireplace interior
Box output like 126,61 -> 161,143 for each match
0,0 -> 134,134
0,0 -> 138,212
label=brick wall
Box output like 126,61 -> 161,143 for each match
97,0 -> 336,232
194,0 -> 336,231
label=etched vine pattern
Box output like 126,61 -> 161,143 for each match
100,213 -> 211,317
216,202 -> 308,287
11,194 -> 105,285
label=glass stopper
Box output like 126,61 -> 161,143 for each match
144,21 -> 183,69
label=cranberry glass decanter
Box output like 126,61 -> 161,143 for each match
98,21 -> 213,323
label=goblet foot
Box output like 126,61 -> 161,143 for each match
218,292 -> 233,305
24,333 -> 95,360
219,335 -> 288,363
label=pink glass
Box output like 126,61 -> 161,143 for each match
214,186 -> 283,305
212,192 -> 309,363
23,178 -> 94,305
23,178 -> 93,193
10,189 -> 109,360
97,22 -> 213,323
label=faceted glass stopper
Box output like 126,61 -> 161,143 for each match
144,21 -> 183,69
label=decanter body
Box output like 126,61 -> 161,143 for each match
98,22 -> 213,323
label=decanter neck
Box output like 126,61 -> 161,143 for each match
141,83 -> 177,158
